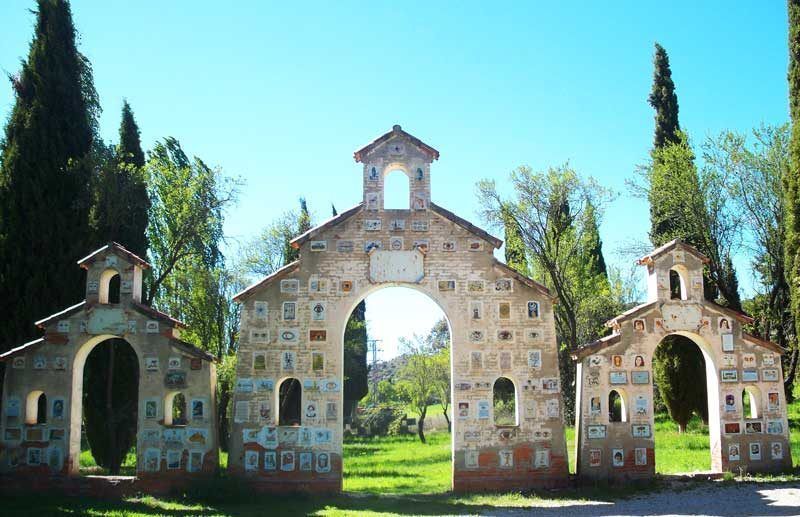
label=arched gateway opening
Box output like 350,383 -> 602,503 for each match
341,286 -> 452,492
71,335 -> 139,476
653,332 -> 718,472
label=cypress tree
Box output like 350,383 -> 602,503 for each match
0,0 -> 97,350
502,204 -> 529,275
645,44 -> 711,428
581,201 -> 607,279
118,100 -> 145,168
648,42 -> 681,149
785,0 -> 800,399
90,101 -> 149,256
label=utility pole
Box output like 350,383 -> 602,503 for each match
367,339 -> 382,404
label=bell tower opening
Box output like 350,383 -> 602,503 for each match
384,169 -> 410,209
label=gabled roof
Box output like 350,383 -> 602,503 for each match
492,259 -> 554,300
290,203 -> 363,249
429,202 -> 503,249
353,125 -> 440,163
78,242 -> 150,270
637,238 -> 710,266
572,333 -> 622,362
35,301 -> 87,329
233,261 -> 301,303
170,338 -> 218,362
605,301 -> 659,328
0,338 -> 45,361
708,301 -> 754,324
743,333 -> 786,355
131,302 -> 187,329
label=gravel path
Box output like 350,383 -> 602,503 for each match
493,482 -> 800,517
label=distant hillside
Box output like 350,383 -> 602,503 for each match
368,353 -> 409,385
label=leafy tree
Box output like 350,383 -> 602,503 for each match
397,333 -> 439,443
502,204 -> 529,275
144,137 -> 239,306
0,0 -> 98,350
478,165 -> 617,421
705,124 -> 796,399
786,0 -> 800,400
431,347 -> 451,432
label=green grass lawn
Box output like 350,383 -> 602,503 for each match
344,432 -> 451,493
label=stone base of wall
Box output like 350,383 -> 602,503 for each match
453,452 -> 570,492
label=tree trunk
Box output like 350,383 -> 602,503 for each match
217,383 -> 230,452
785,346 -> 799,402
442,407 -> 451,433
106,345 -> 118,475
417,409 -> 426,443
678,421 -> 687,434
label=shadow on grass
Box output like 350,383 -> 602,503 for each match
5,476 -> 800,516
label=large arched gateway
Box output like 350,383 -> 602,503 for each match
230,125 -> 570,492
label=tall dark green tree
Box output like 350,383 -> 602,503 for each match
90,101 -> 150,256
648,42 -> 681,150
0,0 -> 98,350
645,44 -> 712,428
343,300 -> 368,421
580,201 -> 607,279
83,102 -> 151,474
785,0 -> 800,398
118,100 -> 145,168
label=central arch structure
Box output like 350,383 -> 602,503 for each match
230,125 -> 569,492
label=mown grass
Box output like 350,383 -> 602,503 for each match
344,432 -> 451,493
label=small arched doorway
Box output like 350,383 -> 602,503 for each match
71,335 -> 139,476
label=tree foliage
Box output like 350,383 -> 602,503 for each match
478,165 -> 617,421
704,124 -> 797,399
786,0 -> 800,400
649,42 -> 681,149
0,0 -> 98,349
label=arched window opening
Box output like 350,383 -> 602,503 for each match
742,388 -> 759,419
164,392 -> 187,426
669,269 -> 686,300
99,269 -> 121,304
493,377 -> 517,426
608,390 -> 626,422
383,169 -> 410,209
279,378 -> 302,426
25,391 -> 46,425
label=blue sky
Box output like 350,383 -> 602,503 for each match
0,1 -> 790,359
